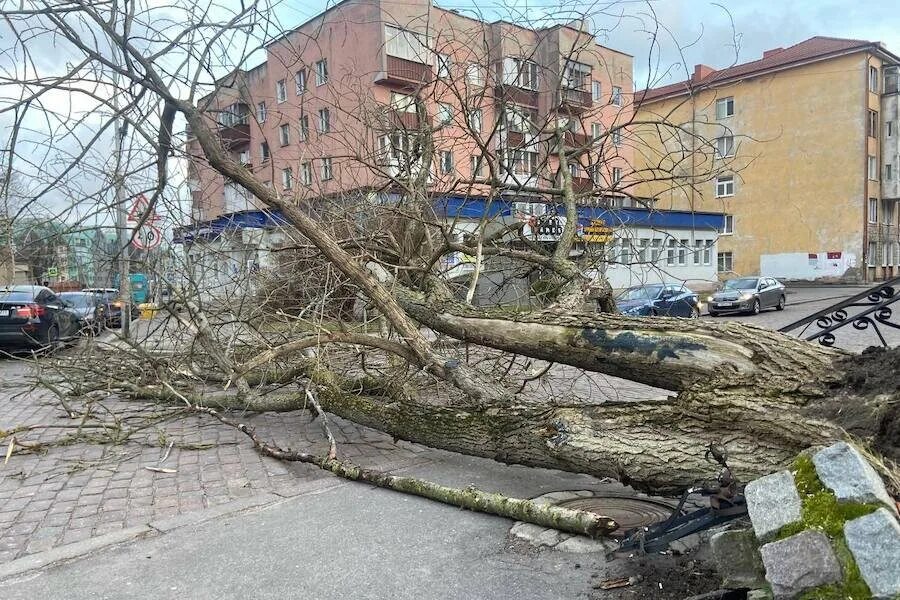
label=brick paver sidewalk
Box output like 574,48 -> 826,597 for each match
0,359 -> 431,562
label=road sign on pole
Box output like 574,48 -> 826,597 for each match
126,194 -> 163,250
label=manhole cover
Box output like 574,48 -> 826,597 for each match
556,495 -> 675,538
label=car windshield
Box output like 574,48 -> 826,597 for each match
0,290 -> 35,302
724,278 -> 758,290
59,293 -> 94,308
619,285 -> 664,301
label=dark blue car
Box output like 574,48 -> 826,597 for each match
616,283 -> 701,318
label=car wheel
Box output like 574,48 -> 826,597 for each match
776,295 -> 786,311
690,306 -> 700,318
751,299 -> 761,315
649,308 -> 658,316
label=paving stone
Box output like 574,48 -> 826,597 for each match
759,530 -> 841,599
843,508 -> 900,599
812,442 -> 896,512
710,528 -> 766,588
744,470 -> 802,541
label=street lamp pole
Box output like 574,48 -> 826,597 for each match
114,118 -> 131,339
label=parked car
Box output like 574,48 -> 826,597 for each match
0,285 -> 82,350
616,283 -> 702,318
82,288 -> 138,327
58,292 -> 105,333
707,277 -> 786,316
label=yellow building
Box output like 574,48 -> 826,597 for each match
635,37 -> 900,282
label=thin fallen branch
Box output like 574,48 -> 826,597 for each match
195,405 -> 618,539
304,384 -> 337,460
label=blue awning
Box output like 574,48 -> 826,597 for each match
173,210 -> 287,244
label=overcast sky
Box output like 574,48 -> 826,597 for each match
274,0 -> 900,89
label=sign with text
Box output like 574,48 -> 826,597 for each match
582,218 -> 614,243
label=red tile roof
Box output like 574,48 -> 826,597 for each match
639,36 -> 888,103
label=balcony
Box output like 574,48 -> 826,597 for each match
493,84 -> 538,109
571,176 -> 594,194
559,87 -> 592,112
563,131 -> 591,149
390,110 -> 422,131
218,123 -> 250,149
376,56 -> 433,89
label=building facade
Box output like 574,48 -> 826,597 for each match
636,37 -> 900,282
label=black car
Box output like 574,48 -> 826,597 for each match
616,283 -> 702,318
58,292 -> 106,333
0,285 -> 82,350
82,288 -> 137,327
707,277 -> 786,316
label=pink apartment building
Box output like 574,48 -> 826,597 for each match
184,0 -> 635,223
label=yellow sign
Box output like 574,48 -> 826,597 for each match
581,218 -> 614,243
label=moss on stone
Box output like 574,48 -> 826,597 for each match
783,455 -> 878,599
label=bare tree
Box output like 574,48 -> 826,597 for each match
0,0 -> 895,505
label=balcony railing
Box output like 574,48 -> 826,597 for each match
570,176 -> 594,193
391,110 -> 422,130
376,56 -> 433,88
494,84 -> 539,108
218,123 -> 250,148
559,87 -> 592,111
563,131 -> 591,149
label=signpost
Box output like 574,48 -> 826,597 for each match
47,266 -> 58,278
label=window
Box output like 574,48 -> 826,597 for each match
470,155 -> 484,178
869,156 -> 879,180
278,123 -> 290,146
638,239 -> 649,262
610,86 -> 622,106
612,167 -> 622,184
390,92 -> 416,113
466,64 -> 485,86
869,65 -> 879,92
650,239 -> 662,262
299,116 -> 309,141
591,122 -> 603,141
703,241 -> 712,265
318,108 -> 330,133
256,101 -> 267,123
467,109 -> 483,132
275,79 -> 287,103
259,141 -> 270,162
504,105 -> 534,133
295,70 -> 307,95
384,26 -> 428,62
716,97 -> 734,119
693,240 -> 704,266
620,241 -> 632,265
439,150 -> 454,174
501,149 -> 538,175
720,214 -> 734,235
281,167 -> 293,190
300,162 -> 312,185
868,198 -> 878,223
886,163 -> 893,181
717,251 -> 733,273
716,135 -> 735,158
321,157 -> 333,180
868,110 -> 878,138
592,80 -> 602,101
504,58 -> 539,90
612,130 -> 622,146
666,239 -> 676,266
867,241 -> 877,266
315,59 -> 328,85
436,53 -> 452,78
438,103 -> 454,124
238,150 -> 250,165
678,239 -> 688,266
568,162 -> 580,177
715,175 -> 734,197
562,61 -> 590,90
883,199 -> 894,225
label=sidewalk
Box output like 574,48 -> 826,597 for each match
0,449 -> 651,600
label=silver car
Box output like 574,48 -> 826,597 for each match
707,277 -> 786,316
